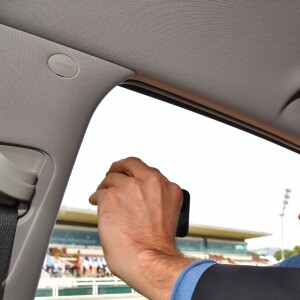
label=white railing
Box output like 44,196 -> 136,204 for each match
37,277 -> 137,298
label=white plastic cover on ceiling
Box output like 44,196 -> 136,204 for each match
1,1 -> 300,142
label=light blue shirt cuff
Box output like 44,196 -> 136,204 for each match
272,255 -> 300,268
171,259 -> 216,300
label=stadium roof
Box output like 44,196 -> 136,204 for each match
57,206 -> 270,241
188,224 -> 270,241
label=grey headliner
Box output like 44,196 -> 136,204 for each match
0,24 -> 134,300
1,1 -> 300,143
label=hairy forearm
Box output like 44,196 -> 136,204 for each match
136,249 -> 198,300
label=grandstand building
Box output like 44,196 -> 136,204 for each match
50,207 -> 270,264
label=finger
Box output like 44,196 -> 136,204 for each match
106,157 -> 149,177
107,157 -> 164,180
97,172 -> 130,190
151,167 -> 169,181
89,189 -> 105,205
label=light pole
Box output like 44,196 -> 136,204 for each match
279,188 -> 291,260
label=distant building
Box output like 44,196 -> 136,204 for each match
51,207 -> 271,264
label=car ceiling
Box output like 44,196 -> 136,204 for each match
1,1 -> 300,147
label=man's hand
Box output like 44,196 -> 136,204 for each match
89,157 -> 196,300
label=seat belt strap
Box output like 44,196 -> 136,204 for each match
0,204 -> 18,285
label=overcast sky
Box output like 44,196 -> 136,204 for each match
62,86 -> 300,250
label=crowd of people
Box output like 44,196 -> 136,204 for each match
43,252 -> 112,278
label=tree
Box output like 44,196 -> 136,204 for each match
274,245 -> 300,261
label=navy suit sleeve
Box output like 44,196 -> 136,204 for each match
172,255 -> 300,299
191,264 -> 300,300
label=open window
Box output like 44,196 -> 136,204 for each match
37,85 -> 300,297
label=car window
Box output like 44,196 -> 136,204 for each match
37,86 -> 300,298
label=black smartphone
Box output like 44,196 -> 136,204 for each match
176,189 -> 190,238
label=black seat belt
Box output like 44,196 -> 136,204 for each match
0,203 -> 18,286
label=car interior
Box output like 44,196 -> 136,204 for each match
1,2 -> 300,299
